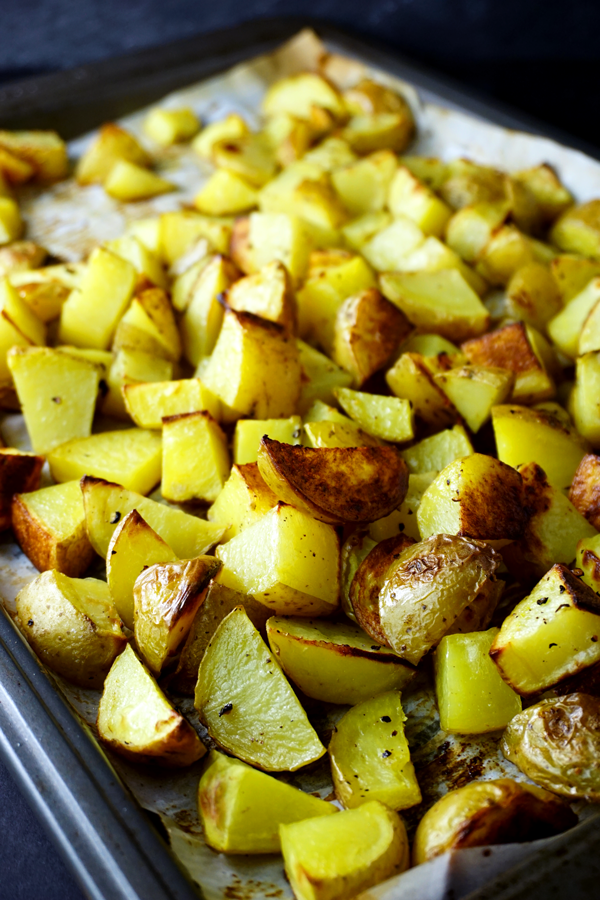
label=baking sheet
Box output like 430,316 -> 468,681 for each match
3,26 -> 600,900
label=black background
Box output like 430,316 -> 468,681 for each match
1,2 -> 600,898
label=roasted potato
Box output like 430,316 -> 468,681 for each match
0,448 -> 45,530
502,693 -> 600,800
257,438 -> 409,525
16,570 -> 126,688
412,779 -> 576,865
97,644 -> 205,766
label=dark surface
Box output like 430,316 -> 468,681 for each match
1,4 -> 600,899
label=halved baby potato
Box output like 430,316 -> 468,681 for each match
257,438 -> 409,525
97,644 -> 205,766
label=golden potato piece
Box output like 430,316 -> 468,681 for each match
113,287 -> 181,362
170,581 -> 270,695
76,123 -> 150,185
266,617 -> 414,705
551,199 -> 600,259
280,800 -> 409,900
412,779 -> 576,865
207,462 -> 278,543
0,448 -> 45,530
98,644 -> 205,767
257,438 -> 409,525
502,693 -> 600,801
198,750 -> 335,854
16,570 -> 126,688
162,411 -> 230,504
143,107 -> 199,146
569,453 -> 600,529
329,691 -> 421,811
332,288 -> 412,387
12,480 -> 94,577
104,160 -> 175,201
225,260 -> 297,333
134,556 -> 221,675
263,73 -> 346,121
195,606 -> 326,771
0,241 -> 46,277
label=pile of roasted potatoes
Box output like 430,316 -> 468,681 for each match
2,62 -> 600,900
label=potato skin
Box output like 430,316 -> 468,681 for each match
0,450 -> 44,530
413,778 -> 577,865
569,453 -> 600,529
350,533 -> 416,646
12,492 -> 95,577
502,693 -> 600,801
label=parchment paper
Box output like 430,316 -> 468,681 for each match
3,27 -> 600,900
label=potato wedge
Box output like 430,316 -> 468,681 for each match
386,352 -> 460,430
170,581 -> 270,695
12,480 -> 94,577
112,287 -> 180,361
134,556 -> 221,674
329,691 -> 421,811
198,750 -> 335,854
490,563 -> 600,696
334,388 -> 414,442
569,453 -> 600,529
0,449 -> 45,530
195,606 -> 325,771
502,693 -> 600,801
48,429 -> 162,495
266,618 -> 414,705
216,503 -> 339,616
412,779 -> 576,866
81,475 -> 224,559
280,800 -> 409,900
434,628 -> 522,734
106,509 -> 177,629
400,424 -> 473,474
16,570 -> 126,688
98,644 -> 205,766
257,438 -> 409,525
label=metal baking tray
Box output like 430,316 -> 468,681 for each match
1,17 -> 600,900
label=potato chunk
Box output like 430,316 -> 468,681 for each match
112,287 -> 180,361
123,378 -> 221,429
263,73 -> 345,120
551,199 -> 600,259
143,107 -> 199,146
0,279 -> 46,382
162,412 -> 229,503
370,534 -> 501,664
280,800 -> 408,900
569,453 -> 600,529
434,628 -> 522,734
0,130 -> 68,181
207,462 -> 278,543
104,160 -> 174,201
412,779 -> 576,865
181,255 -> 239,365
134,556 -> 220,674
195,606 -> 325,770
0,449 -> 44,530
76,123 -> 150,185
216,503 -> 339,616
266,618 -> 414,705
98,644 -> 205,766
502,693 -> 600,801
233,415 -> 302,465
8,347 -> 101,454
226,260 -> 296,333
202,310 -> 301,422
434,366 -> 514,433
417,454 -> 527,546
490,564 -> 600,696
198,750 -> 335,854
48,429 -> 162,495
329,691 -> 421,811
334,388 -> 414,442
257,438 -> 408,526
400,423 -> 473,474
106,509 -> 177,629
12,480 -> 94,577
386,352 -> 459,430
16,570 -> 126,688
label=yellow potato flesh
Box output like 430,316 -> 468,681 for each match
198,750 -> 335,854
98,644 -> 205,766
334,387 -> 414,442
400,423 -> 473,474
369,471 -> 436,543
490,564 -> 600,696
434,365 -> 514,433
16,570 -> 125,688
296,339 -> 352,413
81,476 -> 224,559
48,429 -> 162,495
216,504 -> 339,616
434,628 -> 521,733
195,606 -> 325,771
106,508 -> 177,629
8,347 -> 100,454
266,617 -> 414,705
134,556 -> 220,674
329,691 -> 421,811
123,378 -> 221,429
207,462 -> 278,543
162,411 -> 229,503
103,349 -> 173,419
104,160 -> 174,201
233,415 -> 302,465
280,800 -> 409,900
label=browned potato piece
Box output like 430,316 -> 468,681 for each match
225,260 -> 297,333
344,79 -> 412,117
0,449 -> 45,530
133,556 -> 221,675
332,288 -> 412,386
0,131 -> 69,181
569,453 -> 600,530
362,534 -> 501,664
0,241 -> 46,277
502,693 -> 600,801
257,438 -> 409,525
349,534 -> 417,645
412,779 -> 576,865
98,644 -> 205,767
461,322 -> 555,405
170,581 -> 270,695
